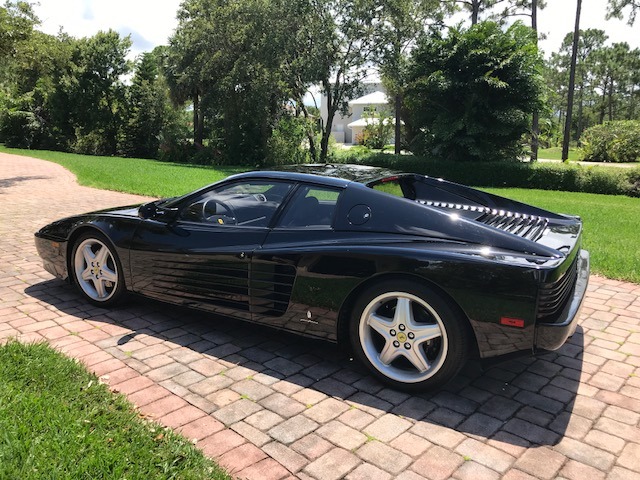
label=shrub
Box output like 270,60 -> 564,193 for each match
72,130 -> 114,156
0,110 -> 41,148
405,21 -> 544,162
360,110 -> 394,150
580,121 -> 640,163
265,116 -> 310,166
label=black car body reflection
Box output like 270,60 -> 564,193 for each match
35,165 -> 589,391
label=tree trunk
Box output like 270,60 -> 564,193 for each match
394,94 -> 402,155
562,0 -> 582,162
471,3 -> 479,25
320,102 -> 336,163
299,102 -> 317,162
608,80 -> 614,121
320,81 -> 336,163
576,85 -> 584,142
530,0 -> 539,162
599,79 -> 608,124
193,91 -> 203,148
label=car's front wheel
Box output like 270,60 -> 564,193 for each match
350,280 -> 470,392
71,231 -> 126,307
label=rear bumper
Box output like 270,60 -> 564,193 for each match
535,249 -> 589,351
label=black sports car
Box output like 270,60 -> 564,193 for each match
35,164 -> 589,391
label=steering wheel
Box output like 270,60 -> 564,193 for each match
202,198 -> 237,224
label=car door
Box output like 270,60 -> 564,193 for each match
129,179 -> 294,320
251,183 -> 362,339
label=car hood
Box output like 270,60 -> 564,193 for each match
35,204 -> 145,242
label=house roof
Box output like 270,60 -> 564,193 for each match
347,117 -> 400,128
348,91 -> 389,105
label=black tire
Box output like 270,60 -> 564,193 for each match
349,279 -> 471,392
70,231 -> 127,307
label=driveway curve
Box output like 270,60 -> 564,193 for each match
2,151 -> 640,480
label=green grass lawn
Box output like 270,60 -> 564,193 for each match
538,147 -> 580,161
0,341 -> 231,480
0,146 -> 245,197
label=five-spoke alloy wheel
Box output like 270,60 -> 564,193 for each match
71,232 -> 125,306
350,280 -> 470,391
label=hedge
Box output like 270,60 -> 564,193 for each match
331,152 -> 640,197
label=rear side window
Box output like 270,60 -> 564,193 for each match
372,181 -> 404,197
278,185 -> 341,228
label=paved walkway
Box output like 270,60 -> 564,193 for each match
537,158 -> 638,168
2,152 -> 640,480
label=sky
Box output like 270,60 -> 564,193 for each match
33,0 -> 639,60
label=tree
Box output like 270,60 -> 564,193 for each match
374,0 -> 448,154
551,29 -> 608,143
164,1 -> 211,148
591,43 -> 634,124
0,0 -> 39,116
405,21 -> 543,162
312,0 -> 377,161
120,49 -> 171,158
607,0 -> 639,24
496,0 -> 547,161
0,0 -> 37,63
625,48 -> 640,119
0,15 -> 76,150
561,0 -> 582,161
166,0 -> 324,164
67,31 -> 131,154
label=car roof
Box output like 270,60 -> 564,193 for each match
234,164 -> 401,187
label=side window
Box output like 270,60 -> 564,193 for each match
180,180 -> 294,227
278,185 -> 341,228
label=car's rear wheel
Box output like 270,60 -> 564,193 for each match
71,232 -> 126,307
350,280 -> 470,391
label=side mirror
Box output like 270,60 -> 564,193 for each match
138,201 -> 158,219
139,201 -> 178,222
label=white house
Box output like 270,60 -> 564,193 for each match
320,81 -> 396,144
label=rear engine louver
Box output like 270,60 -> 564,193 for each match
421,201 -> 549,242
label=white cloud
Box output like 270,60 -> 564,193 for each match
34,0 -> 182,58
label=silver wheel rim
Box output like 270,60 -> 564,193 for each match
74,238 -> 119,302
359,291 -> 448,384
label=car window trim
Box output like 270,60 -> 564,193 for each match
176,219 -> 272,231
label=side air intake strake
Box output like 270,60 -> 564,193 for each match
420,201 -> 549,242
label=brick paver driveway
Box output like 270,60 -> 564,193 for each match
2,152 -> 640,480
